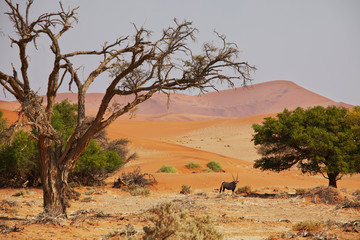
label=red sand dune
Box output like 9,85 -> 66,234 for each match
0,80 -> 351,121
60,80 -> 352,120
1,80 -> 358,192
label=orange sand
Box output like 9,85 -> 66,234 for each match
0,80 -> 358,193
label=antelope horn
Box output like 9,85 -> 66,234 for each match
236,173 -> 239,181
232,173 -> 235,181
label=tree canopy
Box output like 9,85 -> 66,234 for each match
252,106 -> 360,188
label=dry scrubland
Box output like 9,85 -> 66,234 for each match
1,114 -> 360,239
1,186 -> 359,239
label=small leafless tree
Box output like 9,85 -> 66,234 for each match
0,0 -> 256,218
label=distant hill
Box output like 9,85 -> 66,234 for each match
0,80 -> 352,121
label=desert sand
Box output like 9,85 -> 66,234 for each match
0,81 -> 359,239
105,116 -> 360,192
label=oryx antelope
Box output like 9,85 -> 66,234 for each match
219,174 -> 238,193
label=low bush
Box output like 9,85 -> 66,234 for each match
157,165 -> 177,173
0,130 -> 39,188
185,161 -> 201,169
206,161 -> 223,172
113,167 -> 157,196
143,202 -> 223,240
293,220 -> 322,232
304,186 -> 346,204
69,139 -> 124,186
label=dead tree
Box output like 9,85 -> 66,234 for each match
0,0 -> 256,218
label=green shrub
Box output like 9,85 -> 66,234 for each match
143,202 -> 223,240
186,161 -> 201,169
157,165 -> 177,173
206,161 -> 222,172
70,139 -> 123,186
51,99 -> 77,144
0,101 -> 130,188
0,130 -> 39,187
293,220 -> 322,232
0,110 -> 8,146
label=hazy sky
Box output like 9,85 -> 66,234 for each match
1,0 -> 360,105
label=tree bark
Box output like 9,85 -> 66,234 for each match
327,173 -> 338,188
38,137 -> 67,217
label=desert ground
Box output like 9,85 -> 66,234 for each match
0,82 -> 359,239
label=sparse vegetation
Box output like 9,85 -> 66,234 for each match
293,220 -> 322,232
143,202 -> 223,240
113,167 -> 157,191
342,220 -> 360,233
295,188 -> 307,196
206,161 -> 223,172
1,186 -> 360,239
352,189 -> 360,201
12,189 -> 30,197
303,186 -> 347,205
235,185 -> 252,195
126,185 -> 151,196
275,191 -> 290,199
157,165 -> 177,173
203,168 -> 212,172
180,184 -> 192,194
215,193 -> 228,199
185,161 -> 201,169
104,224 -> 138,239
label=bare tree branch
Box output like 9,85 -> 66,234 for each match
0,1 -> 256,218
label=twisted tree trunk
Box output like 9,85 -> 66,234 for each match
38,137 -> 67,217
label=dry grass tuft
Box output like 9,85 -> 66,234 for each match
295,188 -> 307,196
122,184 -> 151,196
180,184 -> 192,194
235,185 -> 252,195
143,202 -> 223,240
352,189 -> 360,201
292,220 -> 322,232
113,166 -> 157,189
303,186 -> 352,205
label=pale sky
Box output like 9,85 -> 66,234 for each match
1,0 -> 360,105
